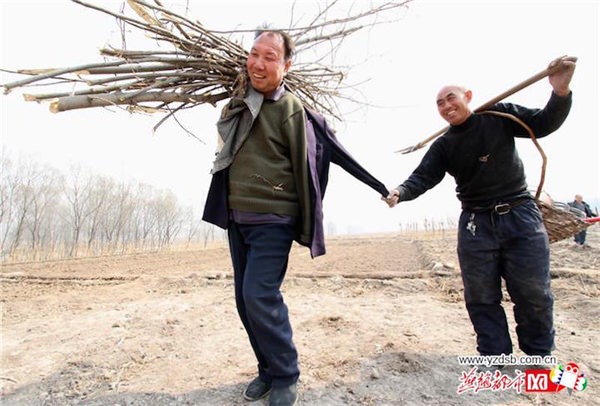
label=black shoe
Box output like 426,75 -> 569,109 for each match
243,376 -> 272,401
269,383 -> 297,406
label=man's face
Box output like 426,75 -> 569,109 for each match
246,33 -> 291,94
436,86 -> 472,126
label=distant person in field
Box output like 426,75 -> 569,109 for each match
384,56 -> 577,363
202,29 -> 388,405
568,194 -> 597,246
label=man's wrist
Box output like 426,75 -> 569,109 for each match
394,186 -> 407,201
553,88 -> 571,97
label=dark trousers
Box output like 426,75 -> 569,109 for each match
227,221 -> 299,388
457,199 -> 554,356
574,229 -> 587,245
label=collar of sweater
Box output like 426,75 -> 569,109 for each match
244,83 -> 286,118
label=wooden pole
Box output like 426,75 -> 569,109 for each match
395,58 -> 569,154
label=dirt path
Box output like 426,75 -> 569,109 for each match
1,231 -> 599,405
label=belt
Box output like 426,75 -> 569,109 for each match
463,197 -> 531,215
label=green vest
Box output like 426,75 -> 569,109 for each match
228,92 -> 310,227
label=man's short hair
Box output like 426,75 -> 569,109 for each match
254,29 -> 295,61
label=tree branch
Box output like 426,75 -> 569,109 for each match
3,0 -> 414,129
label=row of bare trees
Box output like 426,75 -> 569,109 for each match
0,155 -> 221,263
398,217 -> 458,235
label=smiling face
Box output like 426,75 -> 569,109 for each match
566,362 -> 579,375
436,85 -> 473,126
246,32 -> 291,95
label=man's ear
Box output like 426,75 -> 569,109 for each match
284,59 -> 292,73
464,89 -> 473,103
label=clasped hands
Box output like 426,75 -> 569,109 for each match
382,189 -> 399,208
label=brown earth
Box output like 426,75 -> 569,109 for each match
1,229 -> 599,405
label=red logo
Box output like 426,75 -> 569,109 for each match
525,362 -> 588,393
525,369 -> 563,393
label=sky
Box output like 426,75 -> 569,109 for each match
1,0 -> 599,235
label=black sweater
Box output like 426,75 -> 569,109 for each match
397,91 -> 572,207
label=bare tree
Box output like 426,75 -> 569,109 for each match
153,190 -> 183,248
134,183 -> 159,250
81,176 -> 112,254
201,221 -> 217,248
1,151 -> 213,262
63,166 -> 104,257
0,157 -> 63,260
26,165 -> 63,260
183,206 -> 201,246
0,156 -> 17,258
6,162 -> 39,259
115,182 -> 136,253
99,181 -> 135,253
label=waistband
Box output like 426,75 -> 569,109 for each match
462,196 -> 532,215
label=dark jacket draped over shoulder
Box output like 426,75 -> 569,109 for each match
202,106 -> 388,258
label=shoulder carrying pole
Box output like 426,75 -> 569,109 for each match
394,59 -> 565,154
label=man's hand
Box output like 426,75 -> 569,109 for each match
381,189 -> 400,208
548,55 -> 577,96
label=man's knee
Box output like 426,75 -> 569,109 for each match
460,267 -> 502,304
244,286 -> 272,309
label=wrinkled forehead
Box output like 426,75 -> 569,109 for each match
253,32 -> 285,53
436,85 -> 466,101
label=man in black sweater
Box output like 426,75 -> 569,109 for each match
385,56 -> 577,361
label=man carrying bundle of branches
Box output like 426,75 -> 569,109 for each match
384,56 -> 577,368
202,29 -> 388,405
1,2 -> 411,402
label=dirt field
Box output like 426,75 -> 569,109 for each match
1,228 -> 599,405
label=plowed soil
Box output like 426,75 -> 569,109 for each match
2,230 -> 599,405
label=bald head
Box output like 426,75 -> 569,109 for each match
436,85 -> 467,101
436,85 -> 473,126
